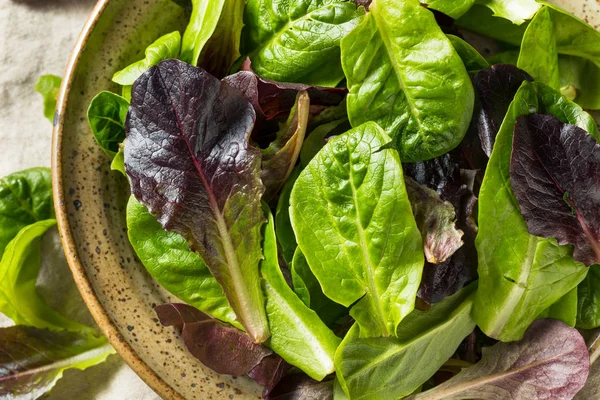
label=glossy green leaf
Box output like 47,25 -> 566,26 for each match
242,0 -> 364,87
290,122 -> 423,337
558,56 -> 600,109
112,31 -> 181,86
111,143 -> 126,176
538,287 -> 578,327
577,265 -> 600,329
0,167 -> 54,260
87,91 -> 129,157
476,0 -> 540,25
0,325 -> 113,398
34,75 -> 62,124
341,0 -> 474,162
180,0 -> 224,66
300,119 -> 348,168
335,284 -> 476,400
261,204 -> 341,380
456,5 -> 528,46
0,220 -> 94,333
126,196 -> 240,328
425,0 -> 475,19
517,7 -> 560,89
275,167 -> 301,264
291,248 -> 347,326
447,34 -> 489,72
473,81 -> 592,342
487,50 -> 520,65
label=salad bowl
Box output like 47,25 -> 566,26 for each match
52,0 -> 600,399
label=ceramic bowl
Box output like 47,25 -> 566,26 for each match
52,0 -> 599,399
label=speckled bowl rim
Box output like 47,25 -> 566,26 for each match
51,1 -> 182,399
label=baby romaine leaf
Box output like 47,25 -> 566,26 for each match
577,265 -> 600,329
0,220 -> 93,333
478,0 -> 540,25
126,196 -> 239,328
455,5 -> 529,46
0,325 -> 113,398
155,303 -> 272,375
335,284 -> 477,400
290,122 -> 424,337
0,167 -> 54,260
511,114 -> 600,266
517,7 -> 560,90
112,32 -> 181,86
261,204 -> 341,380
125,59 -> 269,342
300,119 -> 349,168
425,0 -> 475,19
447,34 -> 489,72
34,75 -> 61,124
409,319 -> 589,400
241,0 -> 364,87
473,81 -> 592,342
405,177 -> 464,265
536,288 -> 578,328
558,56 -> 600,110
341,0 -> 474,162
87,91 -> 129,157
291,248 -> 347,326
261,91 -> 310,202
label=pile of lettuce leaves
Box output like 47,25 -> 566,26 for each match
88,0 -> 600,398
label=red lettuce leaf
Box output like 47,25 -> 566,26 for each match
155,303 -> 272,376
223,59 -> 346,123
248,354 -> 290,396
510,113 -> 600,266
409,319 -> 589,400
125,59 -> 269,342
0,325 -> 111,398
458,64 -> 533,169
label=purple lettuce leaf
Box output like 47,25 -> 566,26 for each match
409,319 -> 589,400
265,374 -> 334,400
405,177 -> 464,264
223,59 -> 346,123
510,113 -> 600,266
248,354 -> 290,397
155,303 -> 272,376
260,91 -> 310,202
125,59 -> 269,342
457,64 -> 533,169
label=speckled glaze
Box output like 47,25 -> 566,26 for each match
52,1 -> 598,399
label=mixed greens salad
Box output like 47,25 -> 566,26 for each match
88,0 -> 600,398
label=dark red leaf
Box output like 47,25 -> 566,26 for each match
125,59 -> 269,342
155,304 -> 272,376
458,64 -> 533,169
248,354 -> 290,396
511,114 -> 600,266
266,374 -> 333,400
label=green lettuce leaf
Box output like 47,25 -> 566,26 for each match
0,167 -> 54,260
335,284 -> 476,400
426,0 -> 539,23
112,31 -> 181,86
290,122 -> 423,337
577,265 -> 600,329
275,166 -> 301,264
126,196 -> 239,328
473,81 -> 592,342
34,75 -> 62,124
0,220 -> 94,333
341,0 -> 474,162
0,325 -> 113,398
241,0 -> 364,86
87,91 -> 129,158
261,204 -> 341,380
447,34 -> 489,72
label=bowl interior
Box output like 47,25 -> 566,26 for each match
53,0 -> 599,399
53,0 -> 262,398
